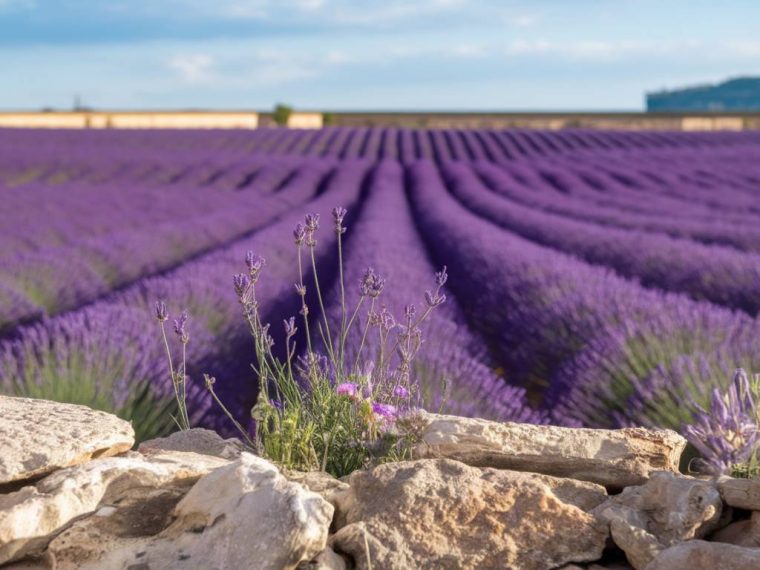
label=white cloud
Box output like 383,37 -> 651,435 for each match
168,54 -> 215,83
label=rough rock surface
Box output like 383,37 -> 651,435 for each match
0,450 -> 226,565
594,471 -> 723,570
0,396 -> 135,485
69,453 -> 334,570
331,458 -> 609,570
139,427 -> 245,459
710,511 -> 760,548
644,539 -> 760,569
413,412 -> 686,488
285,470 -> 350,508
718,476 -> 760,511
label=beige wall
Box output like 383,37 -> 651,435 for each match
0,113 -> 89,128
287,112 -> 323,129
681,117 -> 745,131
0,112 -> 259,129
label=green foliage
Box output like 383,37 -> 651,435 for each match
7,346 -> 177,442
273,103 -> 293,127
322,112 -> 335,126
197,211 -> 447,477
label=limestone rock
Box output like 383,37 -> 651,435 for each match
594,472 -> 722,570
595,471 -> 722,545
0,396 -> 134,485
710,511 -> 760,548
608,519 -> 664,570
718,476 -> 760,511
644,540 -> 760,570
413,412 -> 685,488
298,547 -> 349,570
331,458 -> 609,570
0,450 -> 226,565
79,453 -> 334,570
139,427 -> 245,459
285,469 -> 350,508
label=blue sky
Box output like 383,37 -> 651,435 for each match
0,0 -> 758,111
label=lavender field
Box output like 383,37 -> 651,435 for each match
2,126 -> 760,440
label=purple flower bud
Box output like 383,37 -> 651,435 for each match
371,402 -> 397,421
360,267 -> 385,298
173,310 -> 190,344
332,206 -> 347,234
336,382 -> 359,398
304,213 -> 320,232
684,368 -> 758,475
435,266 -> 448,287
404,304 -> 416,319
393,385 -> 409,398
293,223 -> 306,246
284,316 -> 297,338
233,273 -> 250,299
424,290 -> 446,308
245,252 -> 265,281
154,300 -> 168,322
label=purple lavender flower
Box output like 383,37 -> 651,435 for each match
393,385 -> 409,398
293,223 -> 306,246
245,251 -> 265,281
371,402 -> 397,421
332,207 -> 347,235
336,382 -> 359,398
283,316 -> 297,338
684,369 -> 758,475
424,290 -> 446,308
233,273 -> 250,299
304,213 -> 320,232
360,267 -> 385,298
435,266 -> 448,287
173,310 -> 190,344
154,300 -> 168,322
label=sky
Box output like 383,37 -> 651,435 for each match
0,0 -> 758,111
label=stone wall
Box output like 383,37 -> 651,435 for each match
2,396 -> 759,569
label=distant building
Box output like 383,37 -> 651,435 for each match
286,112 -> 324,129
647,77 -> 760,112
0,111 -> 259,129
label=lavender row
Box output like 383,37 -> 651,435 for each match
5,127 -> 760,165
0,156 -> 312,254
406,159 -> 760,429
0,159 -> 372,438
0,161 -> 332,332
474,162 -> 760,253
444,161 -> 760,315
316,160 -> 543,422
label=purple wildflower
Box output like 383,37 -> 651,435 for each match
293,223 -> 306,246
435,266 -> 448,287
393,385 -> 409,398
371,402 -> 397,421
173,310 -> 190,344
684,369 -> 758,475
336,382 -> 359,398
154,300 -> 168,322
360,267 -> 385,298
424,290 -> 446,308
233,273 -> 250,299
304,213 -> 320,232
332,206 -> 347,235
245,252 -> 265,282
284,316 -> 297,338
